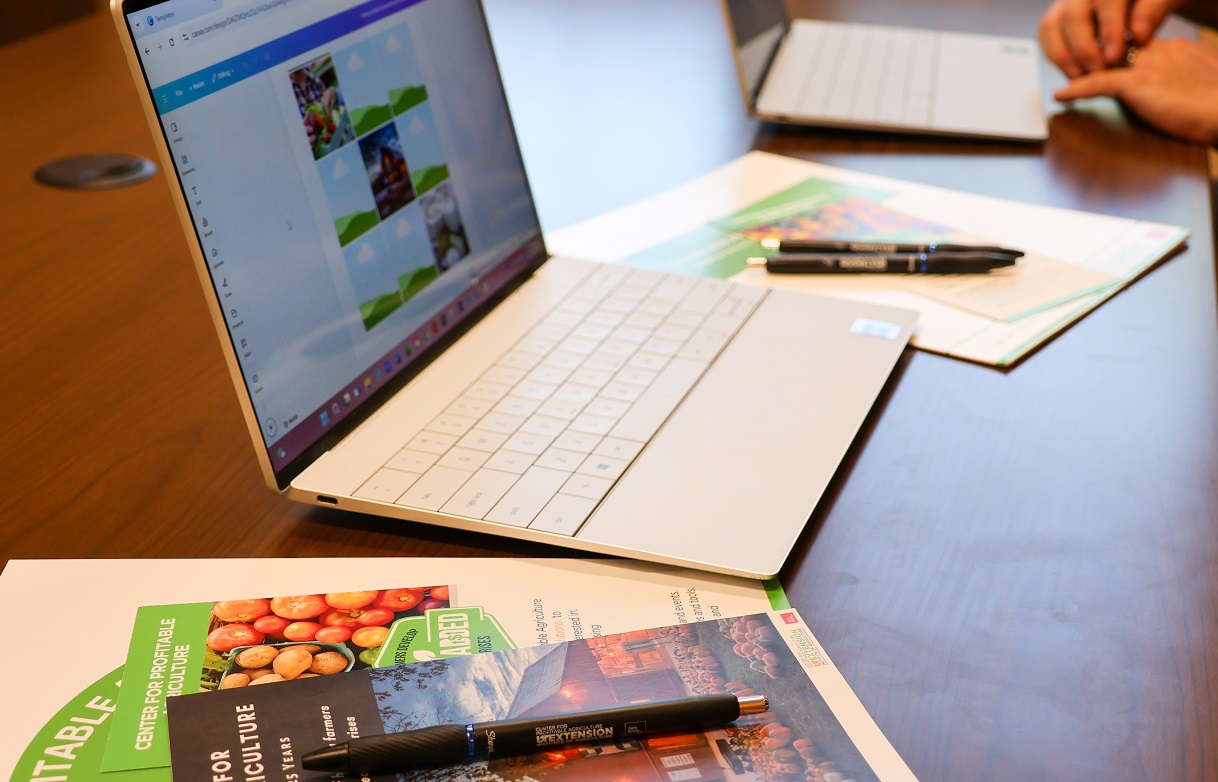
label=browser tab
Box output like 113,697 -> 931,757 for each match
130,0 -> 225,39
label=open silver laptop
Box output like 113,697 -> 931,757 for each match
721,0 -> 1048,141
112,0 -> 916,579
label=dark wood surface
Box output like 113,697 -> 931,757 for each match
3,2 -> 1217,780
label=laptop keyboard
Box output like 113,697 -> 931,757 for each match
782,21 -> 939,127
353,265 -> 766,535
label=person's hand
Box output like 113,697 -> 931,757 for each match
1054,37 -> 1218,143
321,86 -> 338,113
1038,0 -> 1184,76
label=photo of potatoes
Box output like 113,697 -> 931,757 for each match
218,641 -> 355,689
200,586 -> 451,690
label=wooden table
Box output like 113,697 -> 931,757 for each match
3,2 -> 1216,780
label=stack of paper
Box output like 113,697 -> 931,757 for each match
0,557 -> 919,782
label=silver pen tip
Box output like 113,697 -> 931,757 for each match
737,694 -> 769,715
759,238 -> 781,250
745,257 -> 767,268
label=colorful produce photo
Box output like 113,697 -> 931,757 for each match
200,586 -> 450,689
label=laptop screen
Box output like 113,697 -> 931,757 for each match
722,0 -> 789,102
119,0 -> 545,487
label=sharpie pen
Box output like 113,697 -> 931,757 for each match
746,252 -> 1016,274
301,693 -> 768,773
759,237 -> 1024,258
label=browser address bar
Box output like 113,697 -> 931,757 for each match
187,0 -> 304,41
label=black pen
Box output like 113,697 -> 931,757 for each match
746,252 -> 1016,274
759,237 -> 1024,258
301,693 -> 768,773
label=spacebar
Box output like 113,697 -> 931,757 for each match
609,357 -> 710,443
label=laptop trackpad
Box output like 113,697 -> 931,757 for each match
576,290 -> 912,579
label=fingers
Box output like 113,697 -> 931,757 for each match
1040,0 -> 1168,76
1092,0 -> 1132,65
1040,1 -> 1091,77
1128,0 -> 1177,43
1059,0 -> 1107,73
1053,69 -> 1128,101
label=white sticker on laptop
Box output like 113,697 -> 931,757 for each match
849,318 -> 903,340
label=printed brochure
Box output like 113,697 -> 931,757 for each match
165,610 -> 918,782
1,558 -> 783,782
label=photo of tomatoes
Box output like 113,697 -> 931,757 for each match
199,585 -> 452,690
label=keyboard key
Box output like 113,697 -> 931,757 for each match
623,312 -> 662,331
536,398 -> 583,420
666,311 -> 703,328
584,397 -> 629,420
447,396 -> 492,419
486,466 -> 571,527
527,365 -> 572,385
554,383 -> 598,406
595,437 -> 644,461
529,323 -> 570,342
577,453 -> 630,481
600,381 -> 644,403
483,365 -> 526,386
585,310 -> 624,328
561,473 -> 615,501
397,466 -> 473,511
655,324 -> 694,342
520,415 -> 568,437
535,447 -> 587,471
465,380 -> 511,402
387,448 -> 439,473
426,413 -> 478,437
355,468 -> 420,502
514,381 -> 560,401
503,430 -> 554,455
598,339 -> 639,358
679,329 -> 732,362
641,337 -> 682,357
542,350 -> 584,370
518,336 -> 557,355
626,353 -> 668,372
437,447 -> 491,471
498,350 -> 543,371
682,279 -> 730,313
574,323 -> 612,340
484,449 -> 535,474
479,411 -> 527,434
598,296 -> 635,314
558,336 -> 599,354
616,367 -> 657,387
528,494 -> 599,536
571,367 -> 612,387
569,412 -> 617,436
440,469 -> 519,519
552,430 -> 601,454
652,275 -> 696,302
494,395 -> 541,417
457,428 -> 510,452
611,325 -> 651,343
545,310 -> 581,328
584,352 -> 627,372
406,431 -> 457,455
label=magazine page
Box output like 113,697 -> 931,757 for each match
1,558 -> 783,782
165,609 -> 917,782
